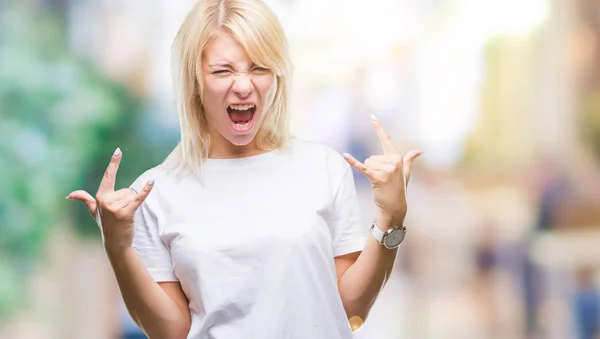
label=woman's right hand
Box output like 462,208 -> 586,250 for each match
66,148 -> 154,254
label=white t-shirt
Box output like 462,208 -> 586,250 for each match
130,139 -> 367,339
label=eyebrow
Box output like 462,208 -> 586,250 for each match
208,62 -> 258,69
208,62 -> 234,69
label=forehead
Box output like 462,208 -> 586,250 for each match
203,29 -> 251,66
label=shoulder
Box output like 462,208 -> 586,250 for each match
129,164 -> 192,216
288,138 -> 347,164
130,166 -> 163,191
129,165 -> 184,200
287,138 -> 352,177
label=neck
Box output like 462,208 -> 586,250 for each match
208,139 -> 267,159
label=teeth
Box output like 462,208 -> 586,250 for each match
228,104 -> 255,111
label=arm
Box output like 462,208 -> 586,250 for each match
339,114 -> 422,322
334,215 -> 398,321
67,149 -> 191,339
108,247 -> 191,339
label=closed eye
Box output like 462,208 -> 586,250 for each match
252,67 -> 271,73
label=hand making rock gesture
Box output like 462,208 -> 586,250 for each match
66,148 -> 154,253
343,115 -> 422,227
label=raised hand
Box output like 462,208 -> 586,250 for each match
343,115 -> 422,228
66,148 -> 154,253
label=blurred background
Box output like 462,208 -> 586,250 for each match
1,0 -> 600,338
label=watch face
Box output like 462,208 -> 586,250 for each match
384,229 -> 405,248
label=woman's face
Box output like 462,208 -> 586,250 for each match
201,29 -> 277,158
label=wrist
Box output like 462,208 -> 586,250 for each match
105,245 -> 138,273
104,243 -> 134,261
375,213 -> 404,231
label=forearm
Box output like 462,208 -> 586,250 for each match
337,216 -> 398,320
107,247 -> 190,339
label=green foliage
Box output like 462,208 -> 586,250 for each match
0,5 -> 173,318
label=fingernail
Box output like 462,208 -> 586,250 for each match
65,196 -> 71,200
114,147 -> 122,157
370,114 -> 378,121
342,153 -> 351,159
148,178 -> 155,186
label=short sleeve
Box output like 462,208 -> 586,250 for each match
130,170 -> 178,282
328,160 -> 368,257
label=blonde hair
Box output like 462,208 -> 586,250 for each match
162,0 -> 293,176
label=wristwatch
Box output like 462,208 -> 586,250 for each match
370,223 -> 407,249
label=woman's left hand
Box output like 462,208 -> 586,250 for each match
343,115 -> 422,229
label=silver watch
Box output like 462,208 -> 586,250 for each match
370,223 -> 406,249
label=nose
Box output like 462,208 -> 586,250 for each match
232,74 -> 252,98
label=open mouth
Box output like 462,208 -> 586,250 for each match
227,104 -> 256,133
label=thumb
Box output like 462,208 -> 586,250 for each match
342,153 -> 375,180
403,150 -> 423,186
66,190 -> 97,217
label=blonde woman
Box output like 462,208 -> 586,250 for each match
67,0 -> 422,338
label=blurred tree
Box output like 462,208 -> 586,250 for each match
0,4 -> 173,318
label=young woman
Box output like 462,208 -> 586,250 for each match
67,0 -> 422,338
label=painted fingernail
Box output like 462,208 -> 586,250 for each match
342,153 -> 351,159
349,316 -> 364,331
148,178 -> 155,186
114,147 -> 122,157
370,114 -> 378,121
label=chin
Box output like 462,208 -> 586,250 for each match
226,132 -> 258,146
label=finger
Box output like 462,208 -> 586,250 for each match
403,150 -> 423,185
66,190 -> 97,217
365,155 -> 396,165
112,188 -> 135,204
123,179 -> 155,213
364,155 -> 399,169
106,189 -> 138,211
342,153 -> 376,179
98,148 -> 122,195
370,115 -> 397,155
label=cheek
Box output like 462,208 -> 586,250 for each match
203,80 -> 230,98
257,76 -> 277,104
202,80 -> 230,112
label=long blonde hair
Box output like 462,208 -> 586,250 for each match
163,0 -> 293,176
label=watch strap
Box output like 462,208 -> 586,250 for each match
370,223 -> 407,248
370,223 -> 385,244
